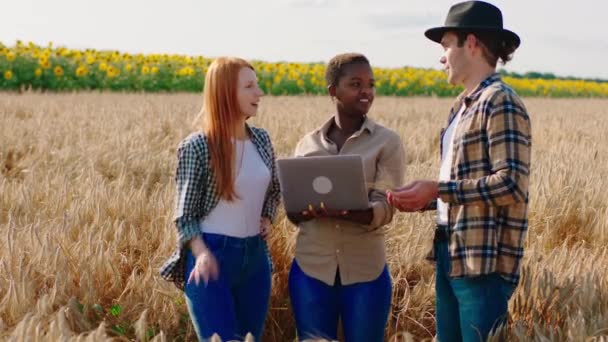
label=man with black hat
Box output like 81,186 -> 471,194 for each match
387,1 -> 531,341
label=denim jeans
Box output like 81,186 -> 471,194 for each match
288,260 -> 392,342
435,241 -> 516,342
184,233 -> 272,342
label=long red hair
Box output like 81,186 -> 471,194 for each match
201,57 -> 253,201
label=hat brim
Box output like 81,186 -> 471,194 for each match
424,26 -> 520,49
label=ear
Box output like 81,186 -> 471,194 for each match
465,33 -> 481,56
466,33 -> 477,49
328,84 -> 337,97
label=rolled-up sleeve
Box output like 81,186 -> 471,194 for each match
363,134 -> 405,230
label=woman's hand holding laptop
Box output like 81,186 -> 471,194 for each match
287,201 -> 373,226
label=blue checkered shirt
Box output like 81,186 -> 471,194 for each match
159,126 -> 280,289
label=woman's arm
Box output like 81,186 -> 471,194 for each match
174,135 -> 207,245
174,135 -> 220,285
261,129 -> 281,223
359,134 -> 406,230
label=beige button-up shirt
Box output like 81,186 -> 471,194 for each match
293,116 -> 405,285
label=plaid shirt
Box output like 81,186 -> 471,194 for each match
159,126 -> 280,290
427,73 -> 531,285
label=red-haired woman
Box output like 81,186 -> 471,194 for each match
159,57 -> 280,342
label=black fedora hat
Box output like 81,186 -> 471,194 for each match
425,1 -> 520,49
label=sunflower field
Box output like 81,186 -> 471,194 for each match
1,41 -> 607,97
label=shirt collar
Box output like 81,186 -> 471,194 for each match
317,115 -> 376,140
457,72 -> 502,108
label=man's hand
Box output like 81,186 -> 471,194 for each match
387,180 -> 439,212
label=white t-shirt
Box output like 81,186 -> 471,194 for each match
437,105 -> 466,225
200,139 -> 271,238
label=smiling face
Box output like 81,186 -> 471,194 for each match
439,31 -> 472,86
236,67 -> 264,118
330,62 -> 375,119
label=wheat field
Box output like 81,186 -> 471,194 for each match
1,93 -> 607,341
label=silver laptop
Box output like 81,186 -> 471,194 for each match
277,154 -> 369,214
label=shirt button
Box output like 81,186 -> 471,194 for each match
336,224 -> 340,228
336,249 -> 340,253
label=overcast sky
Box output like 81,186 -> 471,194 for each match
3,0 -> 605,79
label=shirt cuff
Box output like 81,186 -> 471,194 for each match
177,219 -> 201,245
362,201 -> 389,231
438,180 -> 457,205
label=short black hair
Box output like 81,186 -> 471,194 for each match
455,31 -> 517,67
325,53 -> 370,87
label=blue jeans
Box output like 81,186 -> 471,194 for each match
288,260 -> 392,342
435,241 -> 516,342
184,233 -> 272,342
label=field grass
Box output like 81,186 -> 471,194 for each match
1,93 -> 607,341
